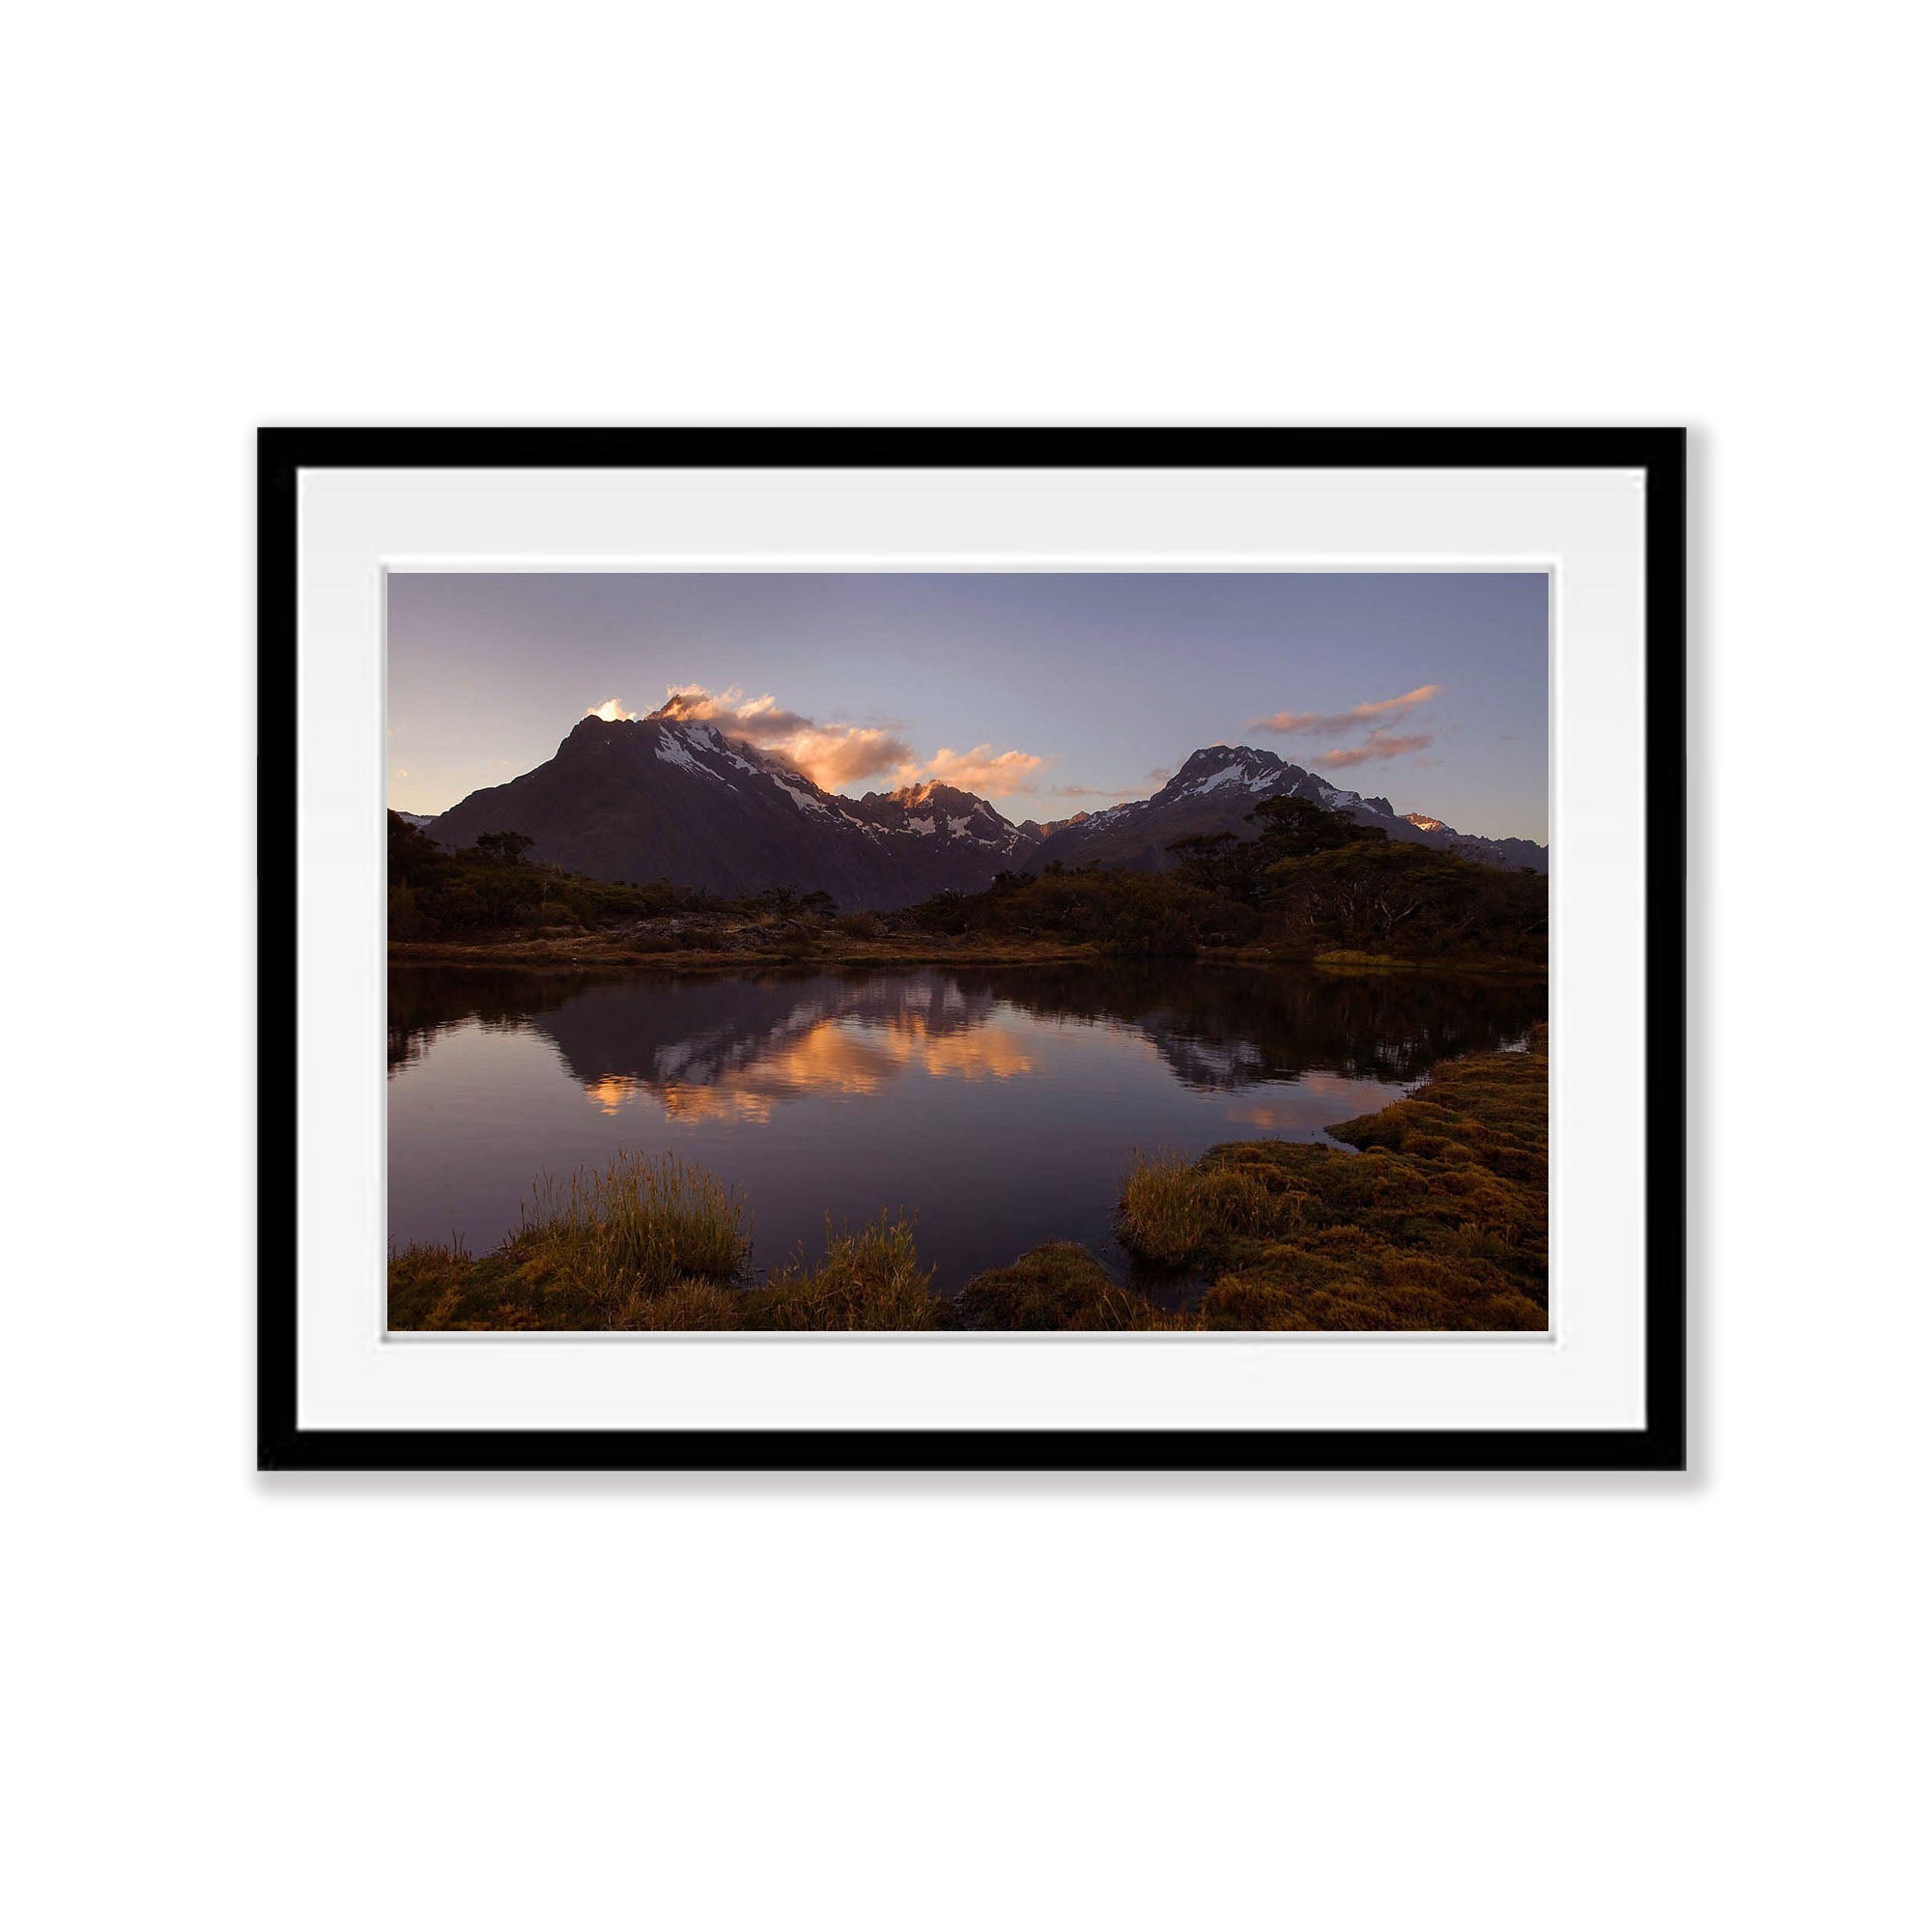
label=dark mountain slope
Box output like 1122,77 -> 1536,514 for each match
429,714 -> 1038,909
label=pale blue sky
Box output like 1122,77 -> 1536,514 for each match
387,572 -> 1548,841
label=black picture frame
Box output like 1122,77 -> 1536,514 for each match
258,427 -> 1686,1473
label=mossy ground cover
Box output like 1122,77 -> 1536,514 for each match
390,1028 -> 1547,1332
1117,1025 -> 1548,1329
944,1243 -> 1184,1331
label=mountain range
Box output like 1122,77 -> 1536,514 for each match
423,708 -> 1547,910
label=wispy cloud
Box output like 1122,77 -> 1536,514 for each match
1046,765 -> 1173,805
1248,684 -> 1442,738
1317,728 -> 1434,769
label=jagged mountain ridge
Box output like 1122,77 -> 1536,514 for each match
425,714 -> 1547,909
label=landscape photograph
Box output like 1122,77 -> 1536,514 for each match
386,570 -> 1549,1333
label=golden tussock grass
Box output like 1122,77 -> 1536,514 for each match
740,1215 -> 940,1331
388,1151 -> 748,1330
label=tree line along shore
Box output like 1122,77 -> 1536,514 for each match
386,801 -> 1548,975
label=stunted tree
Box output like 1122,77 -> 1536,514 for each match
1248,796 -> 1384,859
1166,831 -> 1238,892
474,830 -> 534,865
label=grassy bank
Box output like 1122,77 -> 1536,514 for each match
389,930 -> 1125,973
1116,1025 -> 1548,1329
390,1027 -> 1548,1333
389,929 -> 1544,979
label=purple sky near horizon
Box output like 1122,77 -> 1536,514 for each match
386,571 -> 1549,842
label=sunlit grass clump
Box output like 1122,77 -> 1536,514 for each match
1115,1154 -> 1211,1268
742,1214 -> 940,1330
388,1151 -> 748,1330
1117,1152 -> 1289,1268
516,1152 -> 749,1296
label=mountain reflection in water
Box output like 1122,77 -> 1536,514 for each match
387,963 -> 1546,1288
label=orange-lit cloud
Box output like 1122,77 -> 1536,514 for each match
657,685 -> 916,790
921,744 -> 1046,798
796,728 -> 922,789
1248,684 -> 1442,738
586,686 -> 1046,800
1317,728 -> 1433,769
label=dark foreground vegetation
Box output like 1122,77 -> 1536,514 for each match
388,800 -> 1547,971
390,1026 -> 1548,1333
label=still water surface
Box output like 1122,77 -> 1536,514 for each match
389,964 -> 1545,1289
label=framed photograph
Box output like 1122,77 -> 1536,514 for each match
260,428 -> 1685,1471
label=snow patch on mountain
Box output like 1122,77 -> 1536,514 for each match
1191,763 -> 1247,792
717,743 -> 767,779
654,728 -> 723,780
773,776 -> 830,814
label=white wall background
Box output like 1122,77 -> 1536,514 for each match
6,5 -> 1924,1928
